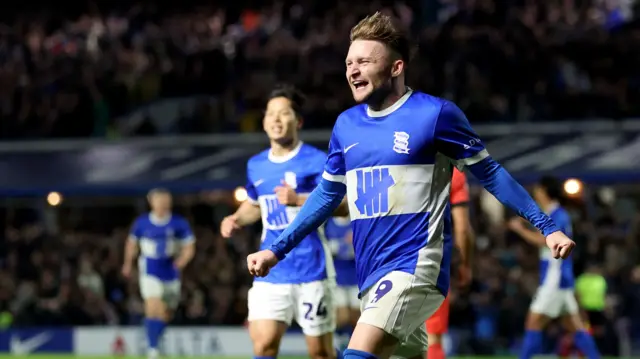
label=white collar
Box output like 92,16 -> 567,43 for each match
149,213 -> 171,226
268,141 -> 303,163
366,87 -> 413,118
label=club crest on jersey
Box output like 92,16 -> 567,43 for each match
393,132 -> 410,154
284,171 -> 297,188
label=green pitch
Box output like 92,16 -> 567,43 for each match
0,356 -> 630,359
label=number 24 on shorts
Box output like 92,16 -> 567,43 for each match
303,300 -> 328,320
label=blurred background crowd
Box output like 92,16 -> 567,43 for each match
0,0 -> 639,357
0,0 -> 638,139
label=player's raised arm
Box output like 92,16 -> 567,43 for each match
173,218 -> 196,270
122,218 -> 141,278
434,101 -> 575,259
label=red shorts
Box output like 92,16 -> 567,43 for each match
426,295 -> 449,334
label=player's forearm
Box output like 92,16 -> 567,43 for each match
454,224 -> 473,265
123,238 -> 139,266
296,195 -> 349,216
175,242 -> 196,269
269,179 -> 346,259
452,206 -> 473,265
468,157 -> 559,236
234,201 -> 262,226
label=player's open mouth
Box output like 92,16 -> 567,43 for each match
352,81 -> 368,90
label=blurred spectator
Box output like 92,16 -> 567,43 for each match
0,0 -> 635,139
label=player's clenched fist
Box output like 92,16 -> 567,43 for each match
545,231 -> 576,259
247,249 -> 279,277
220,214 -> 241,238
275,180 -> 298,206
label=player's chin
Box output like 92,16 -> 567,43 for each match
351,88 -> 372,103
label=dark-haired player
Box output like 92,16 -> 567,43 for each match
508,176 -> 600,359
247,12 -> 575,359
220,85 -> 346,359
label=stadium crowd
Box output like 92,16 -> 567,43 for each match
0,0 -> 638,139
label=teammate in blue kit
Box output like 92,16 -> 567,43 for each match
246,12 -> 576,359
508,176 -> 600,359
325,216 -> 359,348
122,189 -> 196,359
220,85 -> 347,359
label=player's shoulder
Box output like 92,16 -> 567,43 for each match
134,213 -> 150,223
336,104 -> 367,125
549,206 -> 572,229
408,91 -> 456,114
247,148 -> 271,167
170,214 -> 191,226
298,142 -> 326,158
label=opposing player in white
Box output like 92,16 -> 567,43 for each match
246,12 -> 575,359
508,176 -> 600,359
220,85 -> 347,359
122,189 -> 195,359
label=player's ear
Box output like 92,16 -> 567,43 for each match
391,59 -> 404,78
296,116 -> 303,130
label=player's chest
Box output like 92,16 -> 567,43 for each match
251,167 -> 320,196
142,225 -> 175,241
340,122 -> 436,168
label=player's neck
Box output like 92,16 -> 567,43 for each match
270,138 -> 300,158
150,211 -> 171,223
368,83 -> 408,112
543,200 -> 560,214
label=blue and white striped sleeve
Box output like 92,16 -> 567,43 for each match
128,217 -> 143,241
435,100 -> 559,237
245,162 -> 259,204
177,218 -> 195,244
434,101 -> 489,169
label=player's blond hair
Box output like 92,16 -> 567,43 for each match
350,12 -> 412,62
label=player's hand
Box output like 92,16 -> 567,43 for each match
545,231 -> 576,259
275,180 -> 298,206
507,217 -> 525,232
345,231 -> 353,245
121,264 -> 132,279
247,249 -> 279,277
220,214 -> 241,238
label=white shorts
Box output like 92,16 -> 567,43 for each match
247,279 -> 336,336
359,271 -> 445,359
530,287 -> 579,318
139,275 -> 181,309
335,285 -> 360,309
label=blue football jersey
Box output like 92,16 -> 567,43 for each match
325,217 -> 357,286
539,204 -> 574,289
246,142 -> 335,284
322,89 -> 488,296
130,213 -> 194,281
